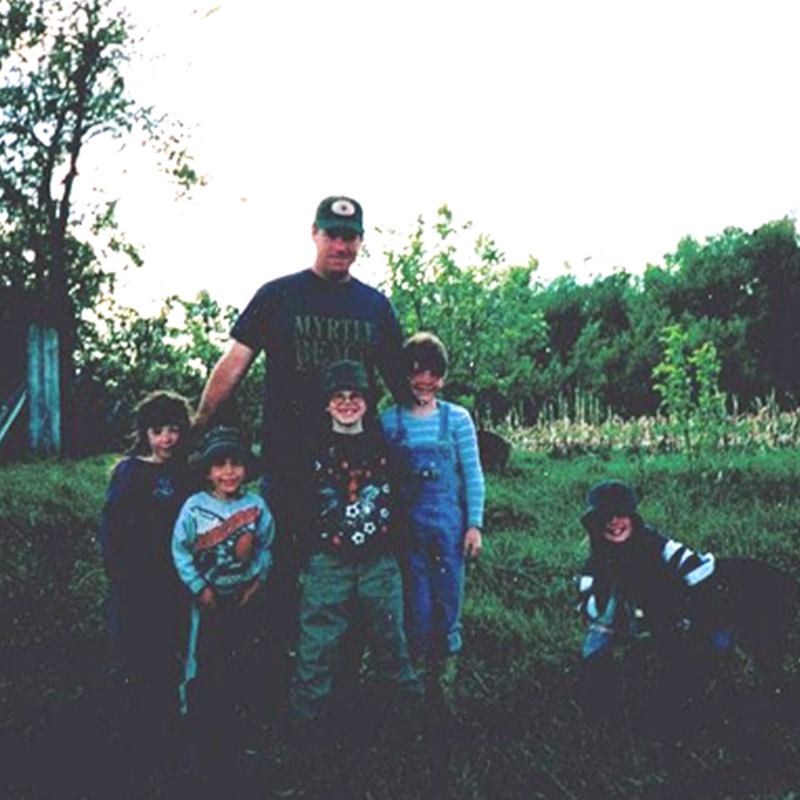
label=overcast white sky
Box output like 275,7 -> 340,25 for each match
85,0 -> 800,313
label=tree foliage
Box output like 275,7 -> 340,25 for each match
10,205 -> 798,456
382,204 -> 548,425
652,324 -> 727,459
2,0 -> 172,313
73,290 -> 263,453
381,211 -> 800,427
0,0 -> 202,452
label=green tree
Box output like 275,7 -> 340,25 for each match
657,219 -> 800,406
382,205 -> 547,425
74,291 -> 263,453
652,324 -> 727,460
0,0 -> 201,452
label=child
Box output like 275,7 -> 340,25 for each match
380,333 -> 485,707
99,391 -> 194,694
289,360 -> 421,726
576,479 -> 798,727
172,426 -> 275,763
98,391 -> 194,780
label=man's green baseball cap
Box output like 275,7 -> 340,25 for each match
314,196 -> 364,236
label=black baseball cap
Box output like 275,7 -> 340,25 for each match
314,196 -> 364,236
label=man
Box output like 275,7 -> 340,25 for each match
195,196 -> 403,452
194,196 -> 404,713
195,197 -> 401,504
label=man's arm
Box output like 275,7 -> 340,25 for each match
376,297 -> 406,403
194,340 -> 257,430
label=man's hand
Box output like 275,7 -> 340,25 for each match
464,526 -> 482,559
197,586 -> 217,611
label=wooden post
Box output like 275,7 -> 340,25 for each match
27,323 -> 61,456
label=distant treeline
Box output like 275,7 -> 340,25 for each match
2,210 -> 798,456
384,209 -> 800,426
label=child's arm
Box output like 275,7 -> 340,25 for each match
379,406 -> 399,440
453,406 -> 486,556
660,537 -> 716,587
172,498 -> 209,599
239,499 -> 276,606
259,500 -> 276,567
238,578 -> 260,606
197,585 -> 218,610
657,536 -> 717,628
98,460 -> 139,583
577,567 -> 618,627
464,527 -> 482,558
253,496 -> 276,583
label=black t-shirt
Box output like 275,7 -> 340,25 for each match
232,268 -> 403,469
309,430 -> 396,557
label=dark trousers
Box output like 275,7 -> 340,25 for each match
185,594 -> 269,768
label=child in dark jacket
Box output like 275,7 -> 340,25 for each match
99,391 -> 194,695
289,360 -> 421,726
577,480 -> 798,729
98,391 -> 195,779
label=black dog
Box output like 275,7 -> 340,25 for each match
704,557 -> 799,683
477,430 -> 511,472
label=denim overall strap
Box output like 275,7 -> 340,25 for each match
401,401 -> 467,657
395,403 -> 406,441
437,399 -> 450,442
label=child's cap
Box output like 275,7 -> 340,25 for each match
191,426 -> 254,473
581,480 -> 639,530
322,360 -> 369,400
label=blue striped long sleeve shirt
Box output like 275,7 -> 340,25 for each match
380,401 -> 485,530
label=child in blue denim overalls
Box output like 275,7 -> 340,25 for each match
381,333 -> 485,708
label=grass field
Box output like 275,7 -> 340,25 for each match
2,445 -> 800,799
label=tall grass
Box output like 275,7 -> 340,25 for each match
507,395 -> 800,460
2,446 -> 800,798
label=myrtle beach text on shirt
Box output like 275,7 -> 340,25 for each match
294,314 -> 378,371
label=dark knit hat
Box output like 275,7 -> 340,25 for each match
581,480 -> 639,530
191,426 -> 254,473
322,360 -> 369,400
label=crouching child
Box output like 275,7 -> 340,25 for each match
576,480 -> 798,733
172,426 -> 275,772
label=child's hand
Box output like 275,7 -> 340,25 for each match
239,577 -> 260,606
197,586 -> 217,611
464,527 -> 482,559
